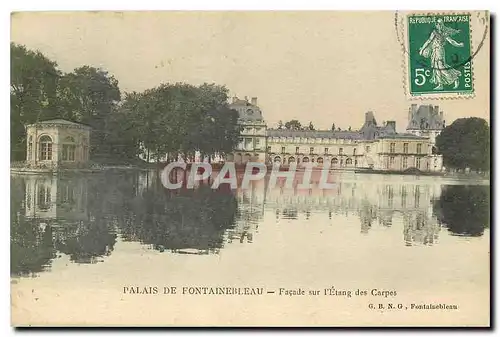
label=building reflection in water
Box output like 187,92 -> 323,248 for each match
262,175 -> 447,247
10,170 -> 489,277
11,174 -> 117,277
228,184 -> 264,244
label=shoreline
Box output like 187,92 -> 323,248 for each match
10,163 -> 490,182
10,165 -> 152,175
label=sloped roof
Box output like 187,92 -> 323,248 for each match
230,101 -> 264,121
267,129 -> 363,140
237,109 -> 264,121
407,105 -> 445,130
378,133 -> 428,140
29,119 -> 91,129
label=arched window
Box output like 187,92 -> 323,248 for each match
302,157 -> 310,163
244,153 -> 252,163
274,156 -> 281,163
346,158 -> 353,165
331,157 -> 338,165
235,153 -> 243,164
39,135 -> 52,161
288,157 -> 295,164
317,157 -> 324,164
62,136 -> 76,161
27,136 -> 33,161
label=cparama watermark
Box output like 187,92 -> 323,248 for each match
160,162 -> 339,190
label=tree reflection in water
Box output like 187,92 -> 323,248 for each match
10,171 -> 490,277
10,171 -> 240,276
433,185 -> 490,237
119,182 -> 239,254
11,216 -> 57,277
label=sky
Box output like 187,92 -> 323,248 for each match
10,11 -> 490,132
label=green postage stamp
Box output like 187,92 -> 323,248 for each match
398,11 -> 488,99
408,14 -> 472,95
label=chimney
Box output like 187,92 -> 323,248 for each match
409,104 -> 417,121
365,111 -> 377,126
386,121 -> 396,131
251,97 -> 258,106
365,111 -> 373,121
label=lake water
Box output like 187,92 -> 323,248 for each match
10,170 -> 490,326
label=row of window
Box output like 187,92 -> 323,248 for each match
243,127 -> 263,133
239,138 -> 262,148
273,146 -> 359,155
26,135 -> 88,162
39,143 -> 78,161
274,156 -> 358,166
269,138 -> 356,144
387,156 -> 425,169
389,142 -> 423,154
29,135 -> 87,161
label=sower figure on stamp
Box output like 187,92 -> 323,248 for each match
419,18 -> 464,90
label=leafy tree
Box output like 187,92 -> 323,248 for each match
308,121 -> 315,131
435,117 -> 490,171
10,43 -> 240,165
10,43 -> 61,160
57,66 -> 121,157
284,119 -> 302,130
331,123 -> 336,131
277,120 -> 284,130
122,83 -> 240,163
105,96 -> 143,161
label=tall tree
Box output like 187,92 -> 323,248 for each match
331,123 -> 336,131
58,66 -> 121,157
106,95 -> 143,161
435,117 -> 490,172
308,121 -> 315,131
122,83 -> 240,163
10,43 -> 61,160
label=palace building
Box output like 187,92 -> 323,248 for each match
405,103 -> 445,171
230,97 -> 444,172
227,96 -> 268,164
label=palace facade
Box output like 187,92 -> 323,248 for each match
227,96 -> 268,164
230,96 -> 444,172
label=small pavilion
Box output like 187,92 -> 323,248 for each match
25,119 -> 91,168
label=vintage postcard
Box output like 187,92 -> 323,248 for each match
10,11 -> 490,327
